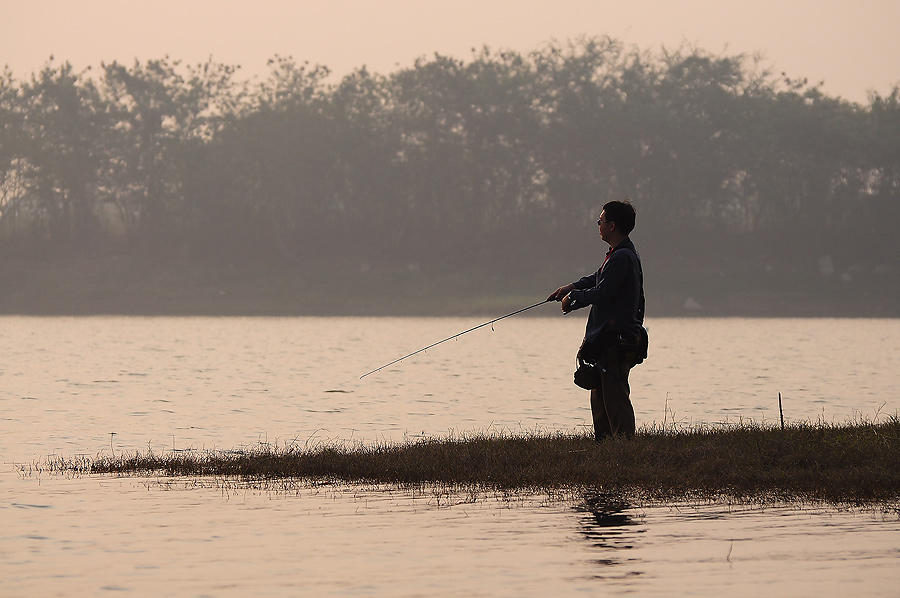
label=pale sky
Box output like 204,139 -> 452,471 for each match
2,0 -> 898,104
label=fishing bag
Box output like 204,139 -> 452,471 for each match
622,326 -> 649,366
573,326 -> 648,390
573,357 -> 603,390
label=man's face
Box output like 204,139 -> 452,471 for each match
598,210 -> 612,243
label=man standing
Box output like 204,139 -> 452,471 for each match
548,199 -> 645,440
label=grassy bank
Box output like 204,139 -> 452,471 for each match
53,419 -> 900,507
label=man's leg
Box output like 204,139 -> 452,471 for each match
590,387 -> 613,441
598,347 -> 636,438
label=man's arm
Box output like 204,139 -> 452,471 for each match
547,271 -> 596,301
568,253 -> 629,309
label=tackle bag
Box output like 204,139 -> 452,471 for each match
573,357 -> 603,390
572,326 -> 649,390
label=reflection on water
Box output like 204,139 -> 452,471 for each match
576,491 -> 645,576
578,491 -> 640,540
2,317 -> 899,596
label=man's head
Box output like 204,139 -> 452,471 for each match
601,199 -> 636,234
598,198 -> 635,246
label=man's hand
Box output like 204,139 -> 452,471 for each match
561,293 -> 575,314
547,284 -> 574,302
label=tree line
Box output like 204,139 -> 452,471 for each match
2,38 -> 898,280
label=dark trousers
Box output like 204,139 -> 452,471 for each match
590,345 -> 636,440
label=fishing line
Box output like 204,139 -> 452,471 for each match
360,299 -> 552,378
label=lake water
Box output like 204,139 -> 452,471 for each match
2,316 -> 899,596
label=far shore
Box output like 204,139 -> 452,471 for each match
2,252 -> 897,318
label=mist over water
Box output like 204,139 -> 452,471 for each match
2,316 -> 899,595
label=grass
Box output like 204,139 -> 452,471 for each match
48,417 -> 900,508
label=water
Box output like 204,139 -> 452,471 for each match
2,316 -> 899,596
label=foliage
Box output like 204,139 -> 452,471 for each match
1,40 -> 898,286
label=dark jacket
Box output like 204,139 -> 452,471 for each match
567,237 -> 645,347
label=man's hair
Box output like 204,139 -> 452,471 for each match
602,198 -> 636,235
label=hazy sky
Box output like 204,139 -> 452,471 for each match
2,0 -> 898,104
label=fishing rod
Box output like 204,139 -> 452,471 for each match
360,298 -> 553,378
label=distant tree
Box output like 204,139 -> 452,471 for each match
14,60 -> 107,244
324,66 -> 404,259
0,67 -> 24,238
99,57 -> 240,247
530,37 -> 633,229
386,48 -> 545,258
218,56 -> 339,261
861,87 -> 900,262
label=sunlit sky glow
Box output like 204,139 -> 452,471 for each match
2,0 -> 898,104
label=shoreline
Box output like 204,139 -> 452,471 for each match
2,252 -> 898,318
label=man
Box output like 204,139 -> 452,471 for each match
548,199 -> 645,440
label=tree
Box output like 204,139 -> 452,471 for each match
862,87 -> 900,262
99,57 -> 240,247
14,60 -> 106,244
386,48 -> 545,259
0,67 -> 24,239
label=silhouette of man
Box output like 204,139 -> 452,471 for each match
548,199 -> 645,440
